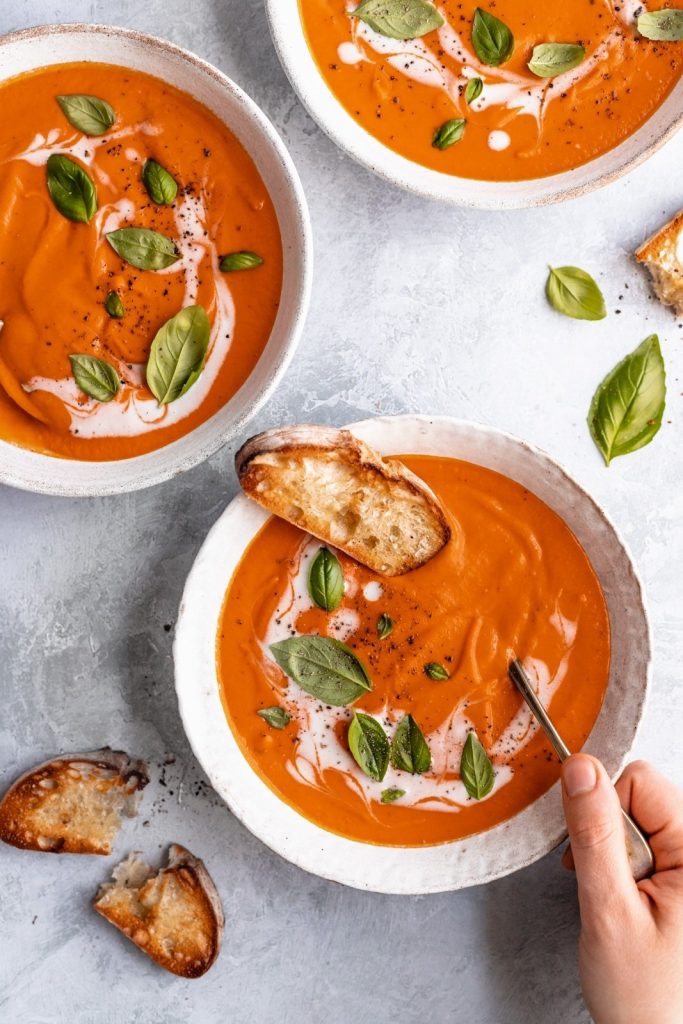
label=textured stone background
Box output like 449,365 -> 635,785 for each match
1,2 -> 682,1022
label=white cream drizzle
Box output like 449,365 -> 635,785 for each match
488,130 -> 510,152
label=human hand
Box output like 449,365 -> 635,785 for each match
561,755 -> 683,1024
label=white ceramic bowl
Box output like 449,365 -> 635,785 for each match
266,0 -> 683,208
0,25 -> 312,496
174,414 -> 651,893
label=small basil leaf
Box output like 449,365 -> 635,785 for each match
56,94 -> 116,136
377,613 -> 394,640
257,706 -> 291,730
637,9 -> 683,40
424,662 -> 449,680
348,713 -> 390,782
105,291 -> 125,319
460,732 -> 494,799
142,159 -> 178,206
588,334 -> 666,466
106,227 -> 179,271
546,265 -> 607,321
465,77 -> 483,103
308,548 -> 344,611
528,43 -> 585,78
350,0 -> 444,39
46,154 -> 97,223
69,354 -> 120,403
390,715 -> 432,774
146,304 -> 210,404
269,636 -> 372,707
472,8 -> 514,66
381,787 -> 406,804
219,251 -> 264,272
432,118 -> 466,150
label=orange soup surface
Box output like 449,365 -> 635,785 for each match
0,63 -> 282,460
299,0 -> 683,180
217,456 -> 611,847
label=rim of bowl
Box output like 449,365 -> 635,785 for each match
174,413 -> 652,893
265,0 -> 683,209
0,23 -> 313,496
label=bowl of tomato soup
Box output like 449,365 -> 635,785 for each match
0,25 -> 311,494
266,0 -> 683,206
174,415 -> 650,892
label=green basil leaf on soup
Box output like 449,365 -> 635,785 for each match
390,714 -> 432,774
142,159 -> 178,206
465,77 -> 483,103
471,8 -> 514,66
432,118 -> 466,150
106,227 -> 179,271
105,291 -> 125,319
308,548 -> 344,611
219,251 -> 264,272
424,662 -> 449,680
637,9 -> 683,41
56,94 -> 116,136
348,712 -> 390,781
381,787 -> 406,804
377,613 -> 394,639
460,731 -> 495,799
257,706 -> 292,730
527,43 -> 585,78
146,304 -> 210,404
350,0 -> 444,40
546,265 -> 607,321
269,635 -> 373,706
46,154 -> 97,223
69,354 -> 120,403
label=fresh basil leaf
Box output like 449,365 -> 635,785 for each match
146,304 -> 210,404
56,94 -> 116,136
142,159 -> 178,206
588,334 -> 666,466
46,154 -> 97,223
432,118 -> 466,150
377,613 -> 394,639
381,787 -> 406,804
546,265 -> 607,321
472,8 -> 514,66
348,713 -> 390,781
219,251 -> 264,272
465,77 -> 483,103
637,9 -> 683,40
528,43 -> 585,78
460,732 -> 494,799
106,227 -> 179,271
390,714 -> 432,774
350,0 -> 444,39
257,706 -> 291,730
308,548 -> 344,611
105,291 -> 125,319
269,636 -> 373,706
69,354 -> 120,403
424,662 -> 449,680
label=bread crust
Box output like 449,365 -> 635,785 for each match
635,210 -> 683,315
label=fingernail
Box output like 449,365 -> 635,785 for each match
563,756 -> 598,797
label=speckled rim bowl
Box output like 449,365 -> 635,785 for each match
265,0 -> 683,209
0,24 -> 312,496
174,414 -> 651,894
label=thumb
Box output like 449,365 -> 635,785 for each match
562,754 -> 638,924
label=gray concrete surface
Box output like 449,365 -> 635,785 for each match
1,2 -> 682,1021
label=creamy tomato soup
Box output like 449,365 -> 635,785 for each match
217,456 -> 611,847
298,0 -> 683,180
0,63 -> 282,460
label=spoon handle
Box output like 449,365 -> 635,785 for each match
508,660 -> 654,882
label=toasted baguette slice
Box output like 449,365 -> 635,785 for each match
235,425 -> 451,576
0,748 -> 148,855
94,845 -> 224,978
636,210 -> 683,315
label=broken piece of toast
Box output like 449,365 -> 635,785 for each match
235,425 -> 451,576
636,210 -> 683,316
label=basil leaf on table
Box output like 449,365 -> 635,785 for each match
471,8 -> 514,66
390,714 -> 432,774
106,227 -> 179,271
105,291 -> 125,319
56,94 -> 116,135
588,334 -> 666,466
377,613 -> 394,639
465,77 -> 483,103
269,635 -> 373,706
350,0 -> 444,40
348,713 -> 390,782
546,266 -> 607,321
257,707 -> 291,730
528,43 -> 586,78
142,159 -> 178,206
69,354 -> 120,403
381,787 -> 406,803
432,119 -> 466,150
460,732 -> 494,799
637,9 -> 683,40
308,548 -> 344,611
46,154 -> 97,223
219,251 -> 264,272
146,304 -> 210,404
424,662 -> 449,680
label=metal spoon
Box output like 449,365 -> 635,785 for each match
508,659 -> 654,882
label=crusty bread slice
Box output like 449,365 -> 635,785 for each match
636,210 -> 683,316
235,425 -> 451,576
94,844 -> 224,978
0,748 -> 148,855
